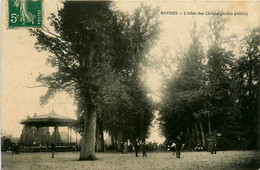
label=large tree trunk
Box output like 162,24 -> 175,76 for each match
96,118 -> 104,152
111,135 -> 115,149
199,122 -> 205,148
194,123 -> 200,141
208,114 -> 212,138
79,41 -> 97,160
114,134 -> 118,148
116,131 -> 123,151
79,106 -> 97,160
187,127 -> 191,151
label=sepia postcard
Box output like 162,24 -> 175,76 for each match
1,0 -> 259,169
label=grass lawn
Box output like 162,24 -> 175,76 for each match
1,150 -> 259,170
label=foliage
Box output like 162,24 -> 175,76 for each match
1,137 -> 12,151
158,14 -> 259,150
230,27 -> 260,149
31,1 -> 160,158
19,126 -> 35,146
159,22 -> 206,142
37,127 -> 51,145
204,15 -> 234,135
51,127 -> 62,145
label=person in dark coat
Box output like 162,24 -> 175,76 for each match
123,142 -> 128,154
121,141 -> 124,154
208,137 -> 213,153
16,143 -> 20,154
51,142 -> 56,158
212,137 -> 216,154
135,139 -> 140,157
207,137 -> 213,154
12,143 -> 15,155
141,141 -> 147,157
175,137 -> 182,158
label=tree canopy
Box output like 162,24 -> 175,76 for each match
158,15 -> 259,150
31,1 -> 160,160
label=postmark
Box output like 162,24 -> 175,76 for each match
8,0 -> 42,28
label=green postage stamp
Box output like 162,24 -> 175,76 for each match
8,0 -> 42,28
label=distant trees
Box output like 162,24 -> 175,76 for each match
102,83 -> 155,150
1,135 -> 19,151
20,126 -> 35,146
36,127 -> 51,145
19,114 -> 52,146
159,21 -> 207,148
204,15 -> 233,139
51,127 -> 62,144
1,137 -> 12,151
158,15 -> 259,150
19,125 -> 52,146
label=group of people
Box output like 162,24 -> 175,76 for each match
170,136 -> 217,158
123,137 -> 183,158
13,137 -> 217,159
170,136 -> 183,158
207,137 -> 217,154
12,143 -> 20,155
134,139 -> 147,157
121,141 -> 129,154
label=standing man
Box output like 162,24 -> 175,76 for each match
207,137 -> 213,154
51,142 -> 56,158
175,136 -> 182,158
121,141 -> 124,154
135,139 -> 140,157
11,143 -> 15,155
141,141 -> 147,157
212,137 -> 216,154
123,141 -> 128,154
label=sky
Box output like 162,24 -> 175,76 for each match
1,0 -> 259,144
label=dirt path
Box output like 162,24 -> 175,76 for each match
2,151 -> 258,170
